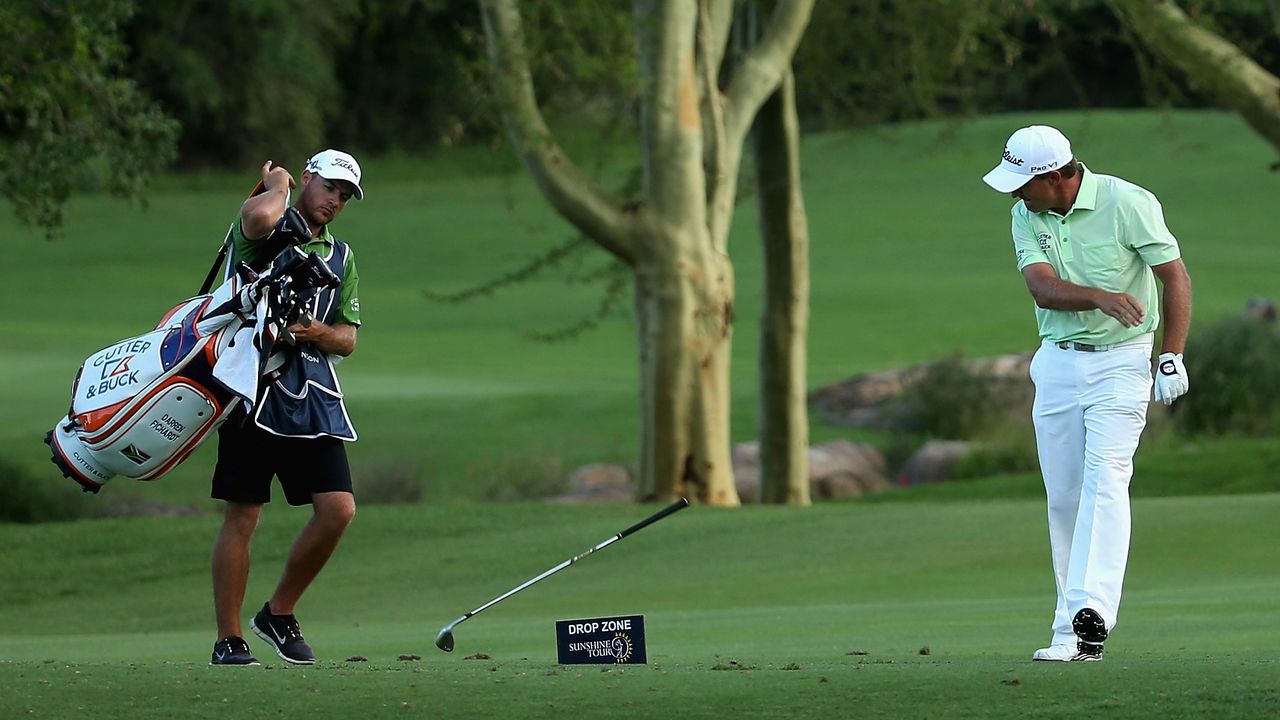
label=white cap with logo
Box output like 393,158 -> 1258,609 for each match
982,125 -> 1073,193
305,149 -> 364,200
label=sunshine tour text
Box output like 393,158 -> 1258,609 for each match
566,619 -> 632,635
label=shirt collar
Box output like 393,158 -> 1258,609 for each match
313,224 -> 335,247
1072,164 -> 1098,212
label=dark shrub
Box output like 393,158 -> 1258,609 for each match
1175,317 -> 1280,437
888,355 -> 1025,440
0,456 -> 97,523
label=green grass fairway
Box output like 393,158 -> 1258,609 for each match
3,109 -> 1277,717
2,496 -> 1277,718
4,109 -> 1280,507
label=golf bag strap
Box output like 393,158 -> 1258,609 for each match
198,237 -> 231,295
201,179 -> 288,294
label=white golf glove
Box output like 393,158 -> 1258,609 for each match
1153,352 -> 1189,405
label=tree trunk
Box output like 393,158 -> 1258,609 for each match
1109,0 -> 1280,156
479,0 -> 812,507
633,2 -> 738,505
634,244 -> 737,506
754,69 -> 811,506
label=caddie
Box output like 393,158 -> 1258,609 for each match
209,149 -> 364,666
982,125 -> 1192,662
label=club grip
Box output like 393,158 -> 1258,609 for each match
616,497 -> 689,539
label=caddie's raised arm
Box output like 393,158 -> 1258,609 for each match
240,160 -> 296,240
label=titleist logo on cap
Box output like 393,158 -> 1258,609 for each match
1002,148 -> 1024,166
329,157 -> 357,174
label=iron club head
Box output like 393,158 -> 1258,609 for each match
434,625 -> 456,652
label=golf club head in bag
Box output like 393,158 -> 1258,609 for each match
260,249 -> 340,346
273,206 -> 312,247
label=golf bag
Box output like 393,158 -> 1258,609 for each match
45,247 -> 339,493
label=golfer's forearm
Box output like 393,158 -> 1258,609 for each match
1158,275 -> 1192,355
239,187 -> 289,239
1026,275 -> 1105,311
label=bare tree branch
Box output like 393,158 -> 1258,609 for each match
1108,0 -> 1280,156
479,0 -> 638,264
422,235 -> 590,303
703,0 -> 736,74
698,1 -> 728,208
722,0 -> 815,148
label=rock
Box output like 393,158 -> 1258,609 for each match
550,463 -> 633,503
1246,297 -> 1276,323
896,440 -> 976,486
808,369 -> 914,428
732,442 -> 761,503
809,352 -> 1034,429
808,440 -> 891,498
731,439 -> 891,500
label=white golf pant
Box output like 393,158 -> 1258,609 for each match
1029,336 -> 1152,646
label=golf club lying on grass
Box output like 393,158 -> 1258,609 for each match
434,497 -> 690,652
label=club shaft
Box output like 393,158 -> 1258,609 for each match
452,498 -> 689,627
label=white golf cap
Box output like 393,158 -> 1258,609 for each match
305,149 -> 364,200
981,125 -> 1073,193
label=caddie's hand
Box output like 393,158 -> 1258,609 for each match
261,160 -> 297,193
287,314 -> 324,343
1096,291 -> 1145,328
1153,352 -> 1189,405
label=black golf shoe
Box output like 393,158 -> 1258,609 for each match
210,636 -> 260,666
1072,607 -> 1108,661
251,602 -> 316,665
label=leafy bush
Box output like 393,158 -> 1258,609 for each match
353,462 -> 425,506
0,455 -> 98,523
950,419 -> 1041,481
887,355 -> 1026,440
1174,317 -> 1280,437
476,455 -> 568,502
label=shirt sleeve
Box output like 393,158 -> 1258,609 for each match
228,216 -> 276,271
1123,188 -> 1181,266
1011,205 -> 1049,271
336,247 -> 361,326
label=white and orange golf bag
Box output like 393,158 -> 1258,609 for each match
46,249 -> 338,493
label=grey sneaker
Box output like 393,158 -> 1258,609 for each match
210,636 -> 260,666
250,602 -> 316,665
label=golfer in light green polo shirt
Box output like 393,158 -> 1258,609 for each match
982,125 -> 1193,663
1010,164 -> 1181,346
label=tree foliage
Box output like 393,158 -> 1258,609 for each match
0,0 -> 178,237
122,0 -> 358,165
793,0 -> 1280,128
8,0 -> 1280,236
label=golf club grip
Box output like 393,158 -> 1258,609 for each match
617,497 -> 689,539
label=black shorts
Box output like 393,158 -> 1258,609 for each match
211,417 -> 353,506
